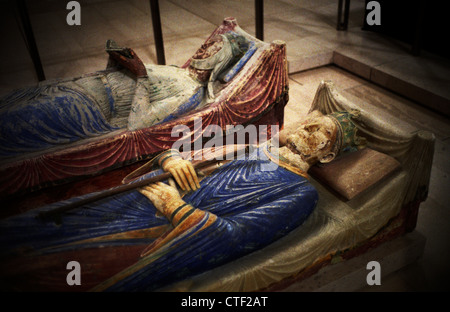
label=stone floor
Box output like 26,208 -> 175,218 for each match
0,0 -> 449,291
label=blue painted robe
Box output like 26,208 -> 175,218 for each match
0,145 -> 317,291
0,32 -> 257,160
0,68 -> 204,159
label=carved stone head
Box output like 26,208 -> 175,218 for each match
188,35 -> 225,83
286,110 -> 366,166
286,111 -> 338,166
188,32 -> 250,85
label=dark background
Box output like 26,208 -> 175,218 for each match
363,0 -> 449,59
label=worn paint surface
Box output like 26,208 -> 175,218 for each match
0,83 -> 116,157
0,18 -> 288,197
0,145 -> 317,291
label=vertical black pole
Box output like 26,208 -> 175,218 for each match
255,0 -> 264,41
337,0 -> 351,31
150,0 -> 166,65
17,0 -> 46,81
344,0 -> 350,29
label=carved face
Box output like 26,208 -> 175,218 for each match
286,116 -> 338,164
188,36 -> 224,83
192,35 -> 224,60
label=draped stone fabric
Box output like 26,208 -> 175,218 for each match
0,146 -> 317,291
0,82 -> 433,292
159,81 -> 434,292
0,19 -> 289,197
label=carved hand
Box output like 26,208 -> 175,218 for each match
161,157 -> 200,192
139,182 -> 185,215
107,48 -> 147,78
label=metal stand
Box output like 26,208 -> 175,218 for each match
150,0 -> 166,65
17,0 -> 46,81
255,0 -> 264,40
149,0 -> 265,63
337,0 -> 351,30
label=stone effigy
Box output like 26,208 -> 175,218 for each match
0,31 -> 254,159
0,18 -> 288,197
0,81 -> 434,292
163,81 -> 434,292
0,107 -> 366,291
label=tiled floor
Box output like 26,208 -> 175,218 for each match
1,0 -> 449,291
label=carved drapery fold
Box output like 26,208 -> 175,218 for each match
0,19 -> 288,197
161,81 -> 434,292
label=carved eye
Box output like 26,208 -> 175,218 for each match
317,141 -> 326,149
305,124 -> 319,133
290,142 -> 297,150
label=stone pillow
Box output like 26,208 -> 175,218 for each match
309,148 -> 401,200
